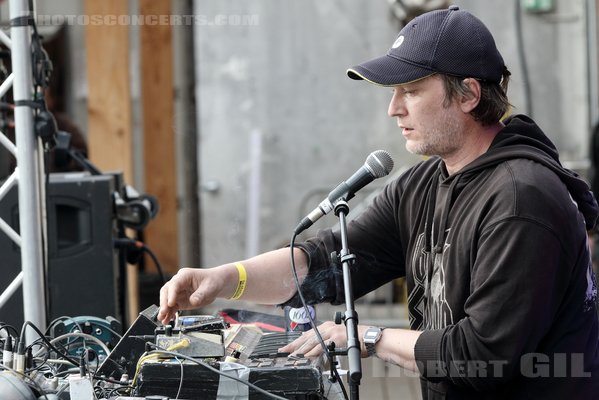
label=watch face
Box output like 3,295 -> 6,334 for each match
364,327 -> 382,356
364,327 -> 382,343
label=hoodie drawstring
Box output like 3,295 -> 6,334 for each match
422,169 -> 441,253
435,176 -> 460,253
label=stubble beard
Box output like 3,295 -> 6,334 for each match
405,110 -> 464,158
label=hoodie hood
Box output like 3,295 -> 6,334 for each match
475,114 -> 598,230
425,115 -> 598,254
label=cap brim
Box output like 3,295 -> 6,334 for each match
347,54 -> 435,86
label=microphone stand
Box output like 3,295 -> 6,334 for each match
333,200 -> 361,400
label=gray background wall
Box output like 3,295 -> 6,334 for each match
3,0 -> 594,268
194,0 -> 420,266
194,0 -> 595,266
0,2 -> 592,395
458,0 -> 592,163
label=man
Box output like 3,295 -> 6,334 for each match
159,6 -> 599,399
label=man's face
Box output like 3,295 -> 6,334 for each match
388,75 -> 466,158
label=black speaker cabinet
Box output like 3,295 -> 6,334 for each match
0,172 -> 121,328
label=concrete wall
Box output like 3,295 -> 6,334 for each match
6,0 -> 592,268
194,0 -> 421,266
194,0 -> 594,267
456,0 -> 592,165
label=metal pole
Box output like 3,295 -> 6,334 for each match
9,0 -> 47,336
334,201 -> 362,400
0,272 -> 23,310
174,0 -> 201,269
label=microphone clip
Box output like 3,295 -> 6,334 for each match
333,199 -> 350,217
330,249 -> 356,267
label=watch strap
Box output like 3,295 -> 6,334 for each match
364,326 -> 385,357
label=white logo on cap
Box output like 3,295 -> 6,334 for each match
392,35 -> 404,49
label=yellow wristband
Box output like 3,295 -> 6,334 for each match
229,262 -> 247,300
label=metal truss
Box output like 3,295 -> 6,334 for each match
0,0 -> 47,337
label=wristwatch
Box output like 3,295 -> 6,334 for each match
363,326 -> 385,357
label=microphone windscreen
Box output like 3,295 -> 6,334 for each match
366,150 -> 394,178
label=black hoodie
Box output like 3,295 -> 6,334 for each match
288,115 -> 599,399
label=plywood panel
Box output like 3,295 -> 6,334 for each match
84,0 -> 137,322
84,0 -> 133,182
139,0 -> 179,275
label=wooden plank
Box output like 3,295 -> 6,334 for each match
84,0 -> 133,182
139,0 -> 179,276
84,0 -> 138,323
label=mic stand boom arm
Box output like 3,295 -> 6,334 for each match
333,200 -> 362,400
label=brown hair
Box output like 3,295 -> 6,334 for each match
440,67 -> 512,126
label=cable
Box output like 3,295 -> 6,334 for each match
45,359 -> 78,367
514,0 -> 533,117
27,337 -> 57,369
114,238 -> 166,285
0,363 -> 50,400
0,323 -> 19,338
45,316 -> 84,336
105,385 -> 133,397
141,243 -> 167,285
50,332 -> 110,358
26,340 -> 51,373
146,346 -> 289,400
289,232 -> 349,400
131,338 -> 191,387
19,321 -> 79,368
175,356 -> 184,400
92,373 -> 133,387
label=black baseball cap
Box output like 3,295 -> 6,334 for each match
347,6 -> 505,86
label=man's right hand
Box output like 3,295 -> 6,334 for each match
156,248 -> 309,326
158,267 -> 226,325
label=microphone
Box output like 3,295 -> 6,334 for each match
294,150 -> 394,235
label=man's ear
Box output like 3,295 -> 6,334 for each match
460,78 -> 481,113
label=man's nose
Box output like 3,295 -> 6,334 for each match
388,91 -> 405,117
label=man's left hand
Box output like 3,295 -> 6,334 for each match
278,321 -> 369,358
